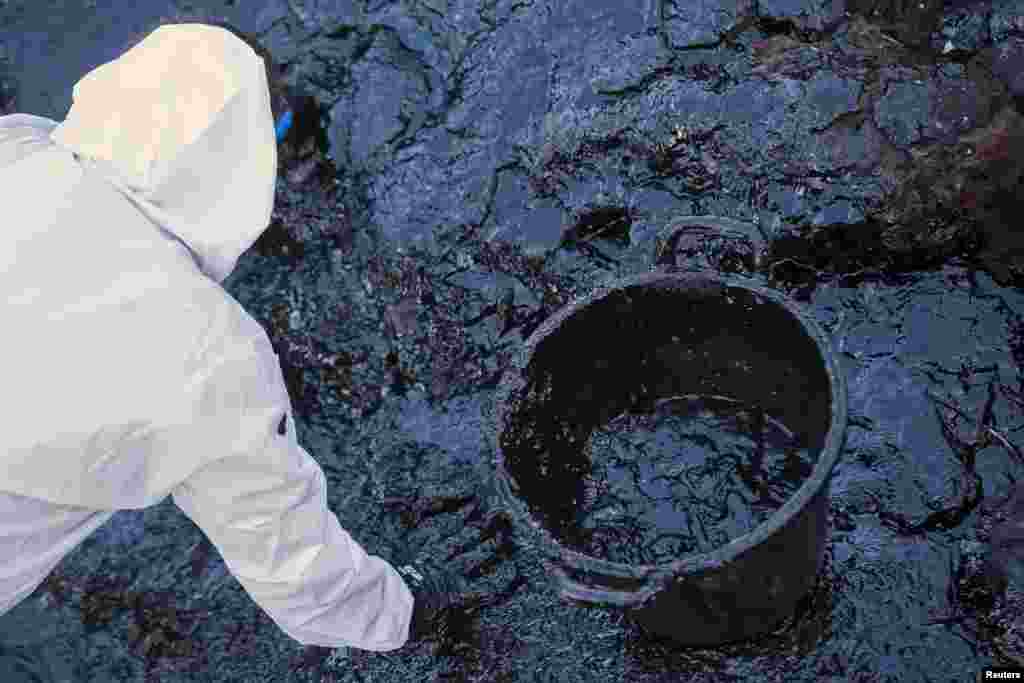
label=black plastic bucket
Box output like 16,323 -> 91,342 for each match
487,216 -> 847,646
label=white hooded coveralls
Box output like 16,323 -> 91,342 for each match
0,24 -> 413,651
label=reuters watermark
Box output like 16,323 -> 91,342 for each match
979,668 -> 1024,681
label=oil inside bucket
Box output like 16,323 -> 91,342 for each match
564,394 -> 816,565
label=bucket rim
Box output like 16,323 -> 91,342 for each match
488,268 -> 848,603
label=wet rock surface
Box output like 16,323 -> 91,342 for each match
2,0 -> 1024,680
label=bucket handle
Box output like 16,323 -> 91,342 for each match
549,560 -> 675,609
652,215 -> 768,276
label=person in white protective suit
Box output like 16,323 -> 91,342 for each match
0,23 -> 456,680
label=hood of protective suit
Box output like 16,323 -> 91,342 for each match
51,22 -> 277,283
0,24 -> 278,509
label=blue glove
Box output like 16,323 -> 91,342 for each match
275,108 -> 293,142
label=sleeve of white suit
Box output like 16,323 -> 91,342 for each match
169,339 -> 414,652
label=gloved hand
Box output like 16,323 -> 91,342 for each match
396,561 -> 464,643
